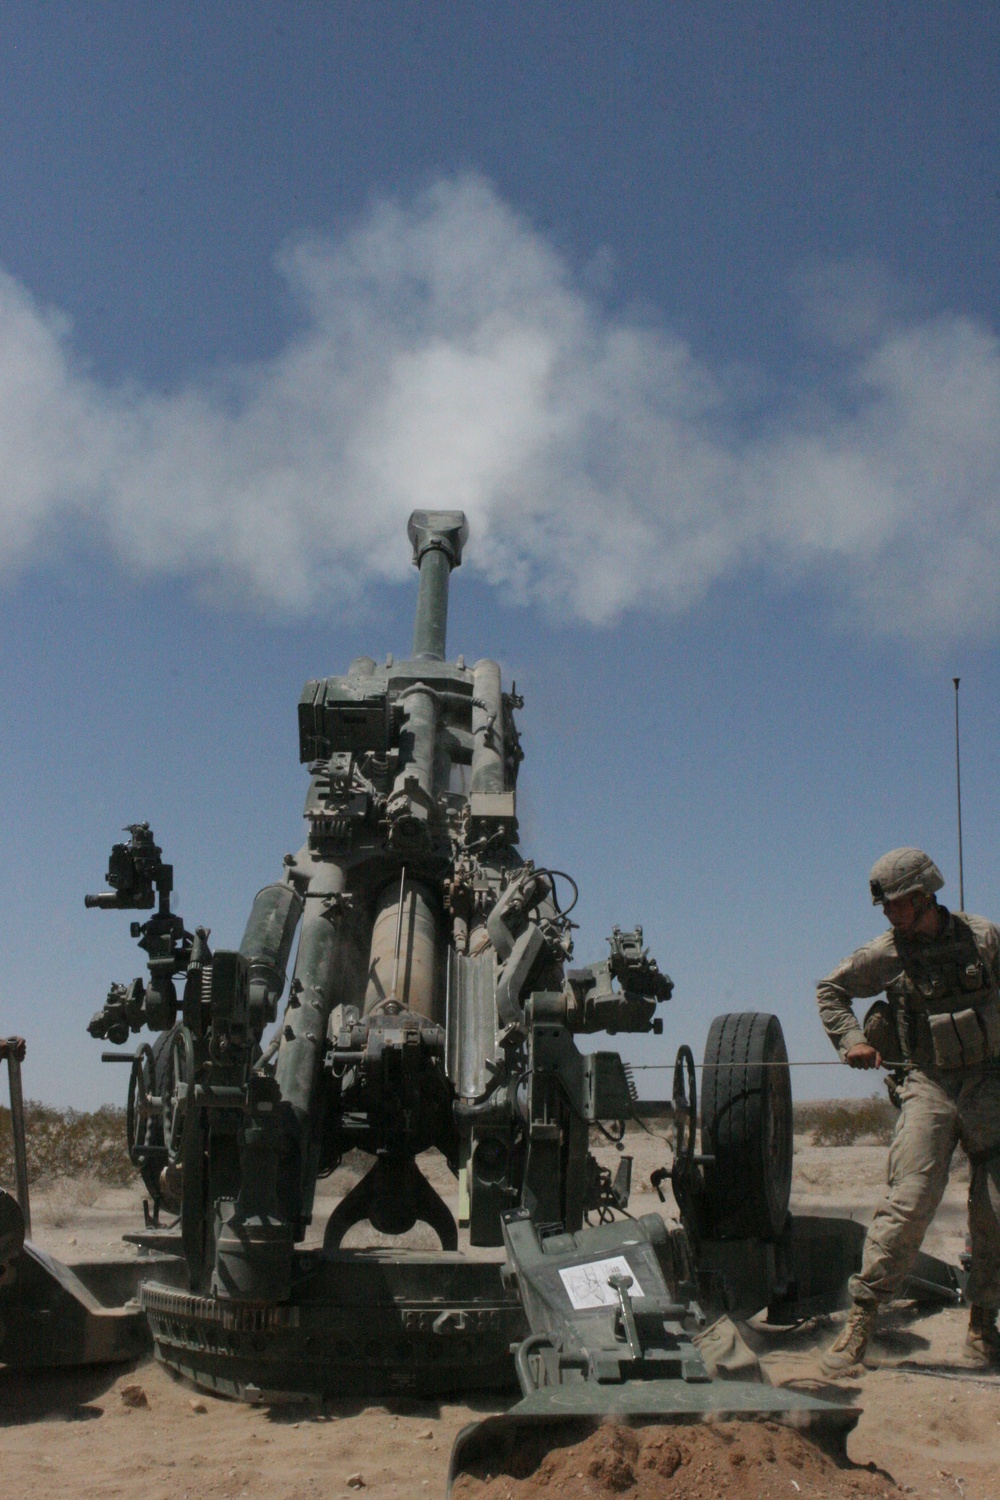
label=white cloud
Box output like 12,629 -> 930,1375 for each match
1,175 -> 999,639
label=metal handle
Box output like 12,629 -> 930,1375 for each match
514,1333 -> 558,1394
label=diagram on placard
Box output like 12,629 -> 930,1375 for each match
558,1255 -> 646,1311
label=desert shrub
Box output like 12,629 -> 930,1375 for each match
793,1095 -> 897,1147
0,1101 -> 137,1188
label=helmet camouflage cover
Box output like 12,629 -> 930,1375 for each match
869,847 -> 944,906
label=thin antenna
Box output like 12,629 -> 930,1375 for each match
953,677 -> 965,911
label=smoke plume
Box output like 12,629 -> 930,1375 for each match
1,176 -> 998,638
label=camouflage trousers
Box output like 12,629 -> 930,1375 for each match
850,1067 -> 1000,1310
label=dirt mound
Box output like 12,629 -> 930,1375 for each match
452,1418 -> 899,1499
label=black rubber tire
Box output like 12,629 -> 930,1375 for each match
700,1011 -> 793,1241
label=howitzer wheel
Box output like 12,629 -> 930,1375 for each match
699,1012 -> 792,1241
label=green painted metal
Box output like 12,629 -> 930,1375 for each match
67,508 -> 866,1456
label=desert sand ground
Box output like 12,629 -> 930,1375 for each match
3,1133 -> 999,1500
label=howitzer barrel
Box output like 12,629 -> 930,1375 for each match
412,547 -> 451,661
407,509 -> 469,661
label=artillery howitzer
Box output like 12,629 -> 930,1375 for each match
1,511 -> 965,1482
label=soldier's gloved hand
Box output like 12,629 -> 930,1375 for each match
845,1042 -> 882,1070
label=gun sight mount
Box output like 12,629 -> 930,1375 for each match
85,823 -> 173,912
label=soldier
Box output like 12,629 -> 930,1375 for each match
817,848 -> 1000,1374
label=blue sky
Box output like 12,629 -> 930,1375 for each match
1,3 -> 999,1106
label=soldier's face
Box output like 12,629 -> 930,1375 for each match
882,894 -> 921,931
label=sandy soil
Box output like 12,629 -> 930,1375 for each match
2,1134 -> 998,1500
452,1417 -> 904,1500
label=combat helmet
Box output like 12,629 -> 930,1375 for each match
869,847 -> 944,905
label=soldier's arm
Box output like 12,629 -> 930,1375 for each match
971,917 -> 1000,988
816,937 -> 896,1062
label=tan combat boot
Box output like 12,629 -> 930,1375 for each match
820,1301 -> 878,1376
965,1305 -> 1000,1366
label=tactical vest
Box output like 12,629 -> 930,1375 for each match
887,913 -> 1000,1071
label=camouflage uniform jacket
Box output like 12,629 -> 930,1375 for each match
817,909 -> 1000,1066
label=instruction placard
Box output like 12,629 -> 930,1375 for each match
558,1255 -> 646,1311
